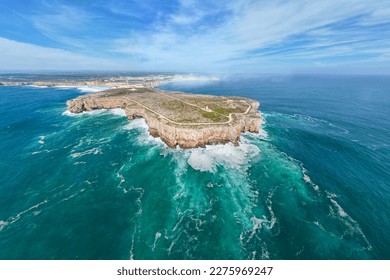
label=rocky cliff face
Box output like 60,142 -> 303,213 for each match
66,89 -> 262,149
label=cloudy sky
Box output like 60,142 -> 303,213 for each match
1,0 -> 389,74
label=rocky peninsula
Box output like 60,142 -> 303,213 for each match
67,87 -> 262,148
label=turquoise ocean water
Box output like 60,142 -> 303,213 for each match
0,75 -> 389,259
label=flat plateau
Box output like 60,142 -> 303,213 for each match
67,87 -> 262,148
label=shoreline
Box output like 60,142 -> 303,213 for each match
0,74 -> 220,89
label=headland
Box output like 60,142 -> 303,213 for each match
67,87 -> 262,148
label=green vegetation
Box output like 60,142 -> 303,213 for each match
200,110 -> 228,122
213,107 -> 232,115
95,87 -> 249,123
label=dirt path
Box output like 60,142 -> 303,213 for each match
123,89 -> 252,126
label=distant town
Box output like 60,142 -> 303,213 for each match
0,73 -> 219,88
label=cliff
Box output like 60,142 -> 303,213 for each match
66,87 -> 262,148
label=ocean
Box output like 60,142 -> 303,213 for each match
0,75 -> 389,259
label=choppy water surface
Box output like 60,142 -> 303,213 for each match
0,75 -> 389,259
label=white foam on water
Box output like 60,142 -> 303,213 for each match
280,151 -> 321,194
186,141 -> 260,173
247,214 -> 276,243
187,151 -> 216,172
303,174 -> 310,183
167,233 -> 181,256
261,247 -> 270,259
79,109 -> 107,115
167,241 -> 175,255
77,86 -> 110,93
38,136 -> 45,145
251,251 -> 257,260
183,144 -> 258,232
129,232 -> 135,260
26,85 -> 49,88
55,85 -> 108,92
72,139 -> 85,150
61,192 -> 79,202
144,135 -> 165,149
257,128 -> 269,139
123,118 -> 165,151
130,187 -> 145,217
61,187 -> 85,202
270,146 -> 372,250
266,189 -> 278,230
249,216 -> 267,237
123,118 -> 149,131
63,107 -> 125,118
188,215 -> 206,232
170,152 -> 189,202
122,118 -> 156,144
152,232 -> 162,252
329,198 -> 348,218
66,107 -> 127,118
54,85 -> 78,90
269,112 -> 350,135
62,109 -> 78,116
116,164 -> 126,190
108,108 -> 127,117
0,200 -> 48,230
0,220 -> 9,231
133,129 -> 165,149
302,170 -> 320,192
31,149 -> 56,155
172,213 -> 186,232
326,191 -> 372,250
93,137 -> 112,145
32,211 -> 41,216
70,147 -> 102,158
313,221 -> 326,232
62,109 -> 108,117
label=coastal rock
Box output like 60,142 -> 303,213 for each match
66,88 -> 262,148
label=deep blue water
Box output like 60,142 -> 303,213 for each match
0,75 -> 389,259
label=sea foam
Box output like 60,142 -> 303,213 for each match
62,108 -> 126,117
77,86 -> 109,93
62,109 -> 107,116
70,147 -> 102,158
186,140 -> 260,173
55,85 -> 110,93
123,118 -> 149,130
108,108 -> 127,117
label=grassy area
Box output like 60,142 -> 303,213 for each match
96,88 -> 250,123
213,107 -> 233,115
200,110 -> 228,122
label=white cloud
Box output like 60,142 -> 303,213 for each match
29,5 -> 92,48
0,37 -> 127,70
1,0 -> 390,73
112,0 -> 390,72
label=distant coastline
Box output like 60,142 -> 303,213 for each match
0,73 -> 219,89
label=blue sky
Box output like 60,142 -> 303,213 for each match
0,0 -> 390,74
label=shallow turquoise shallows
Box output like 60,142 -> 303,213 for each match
0,75 -> 389,259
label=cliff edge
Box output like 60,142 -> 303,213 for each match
66,87 -> 262,148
